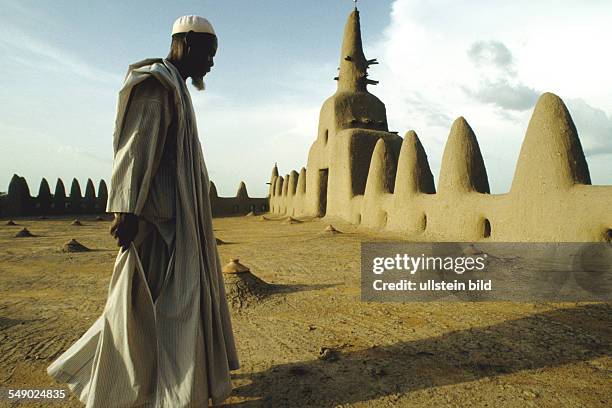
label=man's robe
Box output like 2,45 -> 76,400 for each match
47,58 -> 239,407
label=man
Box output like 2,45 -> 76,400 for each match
47,15 -> 239,407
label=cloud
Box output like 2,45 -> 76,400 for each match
402,92 -> 453,128
467,41 -> 514,73
57,145 -> 113,165
190,93 -> 319,196
566,99 -> 612,156
464,40 -> 539,111
0,122 -> 112,192
0,23 -> 120,84
464,79 -> 539,111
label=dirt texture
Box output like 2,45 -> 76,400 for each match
0,215 -> 610,407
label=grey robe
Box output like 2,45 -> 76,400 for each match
47,58 -> 239,407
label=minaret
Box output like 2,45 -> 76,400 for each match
97,179 -> 108,211
327,5 -> 388,133
268,162 -> 279,197
335,6 -> 378,93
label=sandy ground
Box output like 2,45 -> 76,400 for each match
0,215 -> 610,407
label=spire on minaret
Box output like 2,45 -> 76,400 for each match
271,162 -> 279,179
336,7 -> 378,92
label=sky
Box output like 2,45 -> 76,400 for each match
0,0 -> 610,197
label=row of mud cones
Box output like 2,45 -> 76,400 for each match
6,219 -> 93,250
6,217 -> 111,238
256,216 -> 343,234
6,217 -> 107,226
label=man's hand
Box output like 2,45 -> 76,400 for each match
109,213 -> 139,250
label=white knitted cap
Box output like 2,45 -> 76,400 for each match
172,15 -> 216,35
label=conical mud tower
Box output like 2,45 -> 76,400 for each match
38,178 -> 52,215
438,117 -> 489,194
511,92 -> 591,193
364,138 -> 396,196
236,181 -> 249,200
394,130 -> 435,197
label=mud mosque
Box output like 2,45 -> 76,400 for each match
2,8 -> 610,242
268,8 -> 612,242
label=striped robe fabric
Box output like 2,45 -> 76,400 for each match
47,58 -> 239,407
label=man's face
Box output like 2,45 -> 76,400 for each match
186,34 -> 217,90
190,42 -> 216,77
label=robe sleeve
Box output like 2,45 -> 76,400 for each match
106,77 -> 172,216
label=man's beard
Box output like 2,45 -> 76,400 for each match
191,76 -> 205,91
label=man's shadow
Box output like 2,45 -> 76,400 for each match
227,303 -> 610,407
